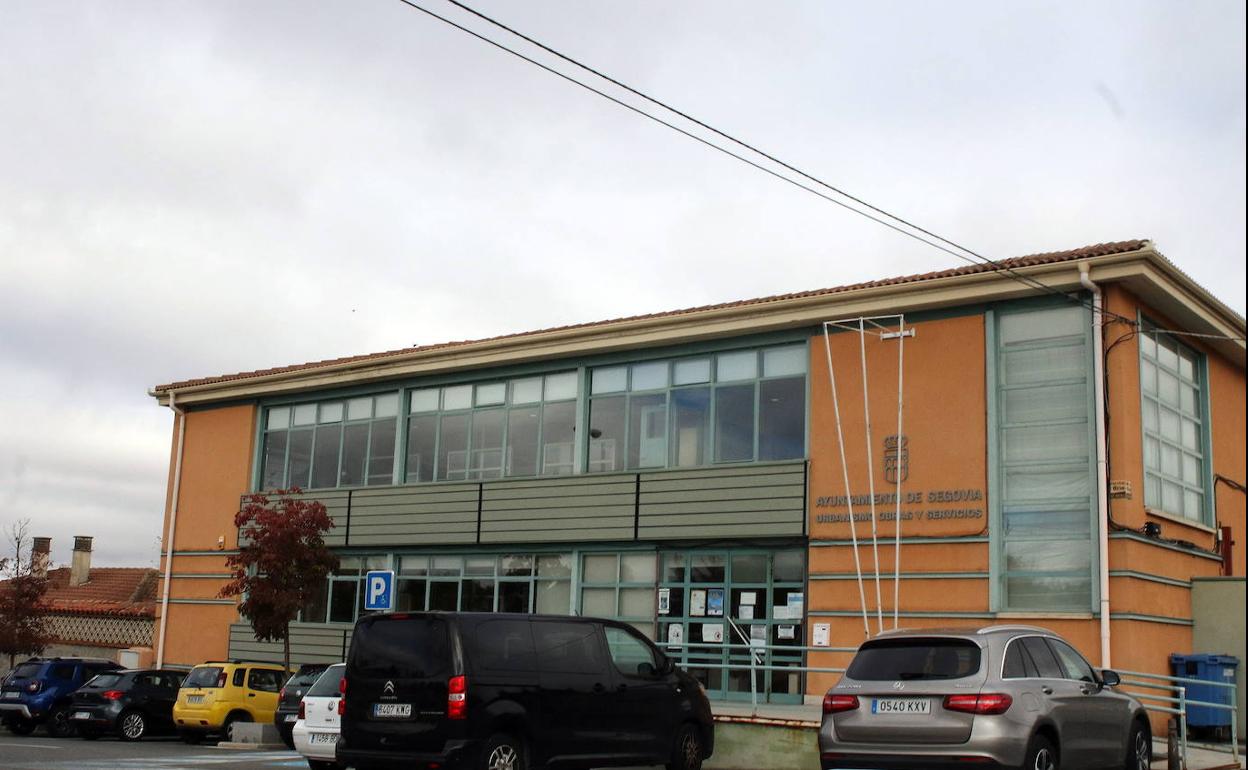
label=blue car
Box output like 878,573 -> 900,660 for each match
0,657 -> 123,737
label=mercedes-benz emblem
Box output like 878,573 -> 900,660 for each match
383,680 -> 395,695
892,681 -> 905,691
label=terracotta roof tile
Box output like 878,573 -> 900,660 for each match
153,239 -> 1148,393
38,567 -> 158,619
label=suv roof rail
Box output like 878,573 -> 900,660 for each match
976,624 -> 1053,635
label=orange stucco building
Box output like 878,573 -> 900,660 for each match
149,240 -> 1244,720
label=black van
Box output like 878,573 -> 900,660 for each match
337,612 -> 714,770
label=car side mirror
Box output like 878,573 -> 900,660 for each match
637,661 -> 657,678
1100,669 -> 1121,688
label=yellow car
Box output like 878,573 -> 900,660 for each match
173,661 -> 286,743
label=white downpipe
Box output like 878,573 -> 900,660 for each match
1079,264 -> 1112,668
892,316 -> 906,629
155,391 -> 187,668
857,319 -> 884,634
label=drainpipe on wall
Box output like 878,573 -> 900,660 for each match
154,390 -> 187,668
1080,263 -> 1112,668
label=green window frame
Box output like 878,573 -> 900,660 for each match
586,344 -> 808,473
578,551 -> 661,639
1138,319 -> 1213,524
260,393 -> 400,491
987,302 -> 1098,612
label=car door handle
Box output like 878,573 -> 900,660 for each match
1080,687 -> 1093,695
1041,686 -> 1053,695
248,693 -> 256,698
592,683 -> 606,693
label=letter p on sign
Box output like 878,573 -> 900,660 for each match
364,570 -> 395,612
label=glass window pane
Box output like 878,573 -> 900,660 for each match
536,579 -> 571,614
1181,387 -> 1199,417
367,419 -> 397,485
465,557 -> 495,576
399,555 -> 429,575
1162,481 -> 1182,513
593,367 -> 627,394
714,384 -> 756,462
365,555 -> 389,571
405,414 -> 438,483
1179,350 -> 1197,380
511,377 -> 542,405
588,396 -> 626,472
336,556 -> 362,575
498,581 -> 531,613
1002,423 -> 1087,464
396,578 -> 426,611
1003,383 -> 1086,425
340,423 -> 369,486
631,361 -> 668,391
1159,407 -> 1180,441
1001,345 -> 1086,386
1184,490 -> 1202,520
500,555 -> 533,577
691,555 -> 725,583
1143,437 -> 1160,470
431,556 -> 461,576
544,371 -> 578,401
311,424 -> 343,488
716,351 -> 757,382
470,409 -> 505,480
673,358 -> 711,385
581,587 -> 615,616
506,407 -> 540,477
410,389 -> 439,413
476,382 -> 506,406
329,580 -> 358,623
287,428 -> 314,488
620,587 -> 655,617
1182,454 -> 1200,484
374,393 -> 399,418
999,306 -> 1083,343
347,397 -> 372,421
627,393 -> 668,469
759,377 -> 805,461
463,579 -> 495,612
671,387 -> 710,467
293,404 -> 317,426
442,385 -> 472,410
1159,371 -> 1180,407
662,552 -> 686,583
774,551 -> 804,582
319,402 -> 343,423
1158,337 -> 1180,370
1181,419 -> 1200,451
1005,539 -> 1091,573
429,582 -> 459,610
1142,400 -> 1159,432
267,407 -> 290,430
583,554 -> 617,583
620,553 -> 656,583
1140,333 -> 1157,359
261,432 -> 288,490
438,413 -> 469,481
763,345 -> 807,377
1141,360 -> 1157,395
540,401 -> 576,475
1006,576 -> 1091,611
1145,473 -> 1161,507
537,554 -> 572,578
731,554 -> 767,583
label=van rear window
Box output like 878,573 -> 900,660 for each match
846,638 -> 982,681
350,617 -> 450,679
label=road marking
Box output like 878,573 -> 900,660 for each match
0,740 -> 63,749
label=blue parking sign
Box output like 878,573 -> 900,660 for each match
364,570 -> 395,611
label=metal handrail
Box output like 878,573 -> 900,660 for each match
1116,668 -> 1239,764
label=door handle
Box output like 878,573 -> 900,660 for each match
1080,687 -> 1093,695
592,683 -> 606,693
248,693 -> 256,698
1041,686 -> 1053,695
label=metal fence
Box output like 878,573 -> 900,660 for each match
1117,667 -> 1241,766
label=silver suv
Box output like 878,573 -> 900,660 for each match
819,625 -> 1150,770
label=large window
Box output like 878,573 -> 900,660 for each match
1139,322 -> 1210,523
405,372 -> 578,483
261,394 -> 399,490
587,345 -> 806,472
991,304 -> 1095,611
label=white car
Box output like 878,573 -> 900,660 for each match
291,663 -> 344,770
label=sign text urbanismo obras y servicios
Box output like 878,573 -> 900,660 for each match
814,488 -> 984,524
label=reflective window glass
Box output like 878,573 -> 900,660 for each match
716,351 -> 757,381
673,358 -> 711,385
410,389 -> 440,413
544,371 -> 578,401
593,367 -> 628,394
442,385 -> 472,411
631,361 -> 668,391
511,377 -> 542,404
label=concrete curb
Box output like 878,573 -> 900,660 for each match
216,741 -> 289,751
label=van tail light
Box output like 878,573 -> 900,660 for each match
943,693 -> 1013,715
337,676 -> 347,716
823,694 -> 860,714
298,700 -> 306,720
101,690 -> 125,701
447,675 -> 467,720
216,671 -> 227,688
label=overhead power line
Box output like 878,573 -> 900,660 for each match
391,0 -> 1245,342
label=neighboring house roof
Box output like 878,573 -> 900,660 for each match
40,567 -> 158,619
149,238 -> 1244,402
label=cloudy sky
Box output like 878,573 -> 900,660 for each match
1,1 -> 1244,568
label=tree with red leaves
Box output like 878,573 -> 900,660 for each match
219,490 -> 338,675
0,520 -> 50,670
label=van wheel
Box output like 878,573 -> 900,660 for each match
480,732 -> 525,770
666,723 -> 704,770
1125,721 -> 1150,770
1023,734 -> 1058,770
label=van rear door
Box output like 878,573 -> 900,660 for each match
342,614 -> 457,754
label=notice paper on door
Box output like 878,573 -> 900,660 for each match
701,623 -> 724,643
690,589 -> 707,617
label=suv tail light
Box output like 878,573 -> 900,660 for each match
943,693 -> 1013,715
337,676 -> 347,716
25,681 -> 41,694
298,700 -> 306,720
102,690 -> 124,701
279,687 -> 287,700
823,694 -> 859,714
447,675 -> 467,720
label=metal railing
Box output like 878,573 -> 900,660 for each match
1117,667 -> 1240,767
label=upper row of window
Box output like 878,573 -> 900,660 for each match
260,345 -> 809,491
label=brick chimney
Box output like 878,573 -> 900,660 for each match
31,537 -> 51,579
70,536 -> 93,587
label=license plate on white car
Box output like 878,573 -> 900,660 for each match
372,703 -> 412,718
285,714 -> 297,722
72,711 -> 92,721
872,698 -> 930,715
310,732 -> 336,744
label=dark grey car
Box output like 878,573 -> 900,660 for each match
819,625 -> 1151,770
